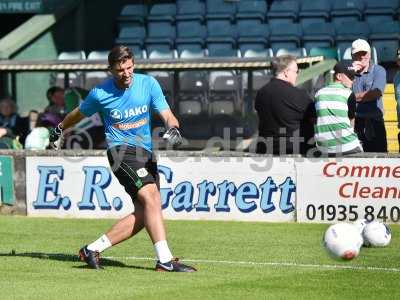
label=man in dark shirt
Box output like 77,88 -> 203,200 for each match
255,55 -> 314,155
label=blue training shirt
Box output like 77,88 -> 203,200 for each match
79,73 -> 170,152
352,63 -> 386,118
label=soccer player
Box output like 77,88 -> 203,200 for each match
49,45 -> 196,272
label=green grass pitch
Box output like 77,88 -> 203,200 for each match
0,215 -> 399,299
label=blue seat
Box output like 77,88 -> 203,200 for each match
117,4 -> 147,26
335,21 -> 370,58
364,0 -> 398,26
176,21 -> 206,55
331,0 -> 364,26
205,0 -> 236,22
206,20 -> 237,57
178,71 -> 208,117
115,25 -> 146,48
302,22 -> 335,53
236,0 -> 267,24
269,23 -> 302,54
267,0 -> 299,26
146,22 -> 176,50
309,47 -> 338,60
176,1 -> 205,22
298,0 -> 331,28
237,21 -> 269,55
147,3 -> 176,24
369,21 -> 400,62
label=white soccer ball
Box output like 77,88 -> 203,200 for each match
323,223 -> 363,260
353,219 -> 369,234
362,221 -> 391,247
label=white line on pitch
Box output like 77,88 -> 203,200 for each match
103,256 -> 400,273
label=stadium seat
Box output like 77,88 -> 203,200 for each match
364,0 -> 398,26
54,51 -> 86,88
237,21 -> 269,54
209,72 -> 242,117
147,3 -> 176,24
369,21 -> 400,62
330,0 -> 364,26
309,47 -> 338,60
145,22 -> 176,57
175,21 -> 206,56
114,25 -> 147,58
302,22 -> 335,53
177,71 -> 208,116
275,48 -> 306,57
335,21 -> 370,58
269,23 -> 302,54
176,0 -> 205,23
117,4 -> 147,26
206,20 -> 237,57
85,51 -> 109,90
236,0 -> 267,24
205,0 -> 236,22
267,0 -> 300,26
298,0 -> 331,28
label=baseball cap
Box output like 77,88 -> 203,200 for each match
351,39 -> 371,54
333,60 -> 359,80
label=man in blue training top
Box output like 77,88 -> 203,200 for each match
49,45 -> 196,272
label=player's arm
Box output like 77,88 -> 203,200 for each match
158,109 -> 182,147
158,109 -> 179,129
48,107 -> 85,148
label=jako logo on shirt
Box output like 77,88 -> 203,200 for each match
123,105 -> 148,118
110,109 -> 122,120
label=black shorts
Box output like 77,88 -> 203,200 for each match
107,145 -> 159,200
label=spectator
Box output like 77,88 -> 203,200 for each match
24,112 -> 60,150
255,55 -> 315,155
351,39 -> 387,152
44,86 -> 66,118
314,61 -> 363,156
393,48 -> 400,152
0,98 -> 29,146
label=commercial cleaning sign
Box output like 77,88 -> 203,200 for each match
26,156 -> 296,221
296,158 -> 400,223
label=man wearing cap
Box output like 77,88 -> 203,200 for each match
314,61 -> 363,155
351,38 -> 387,152
394,48 -> 400,152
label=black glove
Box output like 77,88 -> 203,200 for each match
162,127 -> 183,147
49,123 -> 63,149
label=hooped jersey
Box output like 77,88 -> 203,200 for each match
79,73 -> 169,152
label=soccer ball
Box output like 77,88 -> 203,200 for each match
353,218 -> 369,234
323,223 -> 363,260
362,221 -> 391,247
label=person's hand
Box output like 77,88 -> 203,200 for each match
162,127 -> 183,147
352,61 -> 364,73
0,128 -> 7,138
48,123 -> 63,149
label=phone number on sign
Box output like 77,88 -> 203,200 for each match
306,204 -> 400,222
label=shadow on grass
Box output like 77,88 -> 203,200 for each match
0,251 -> 153,271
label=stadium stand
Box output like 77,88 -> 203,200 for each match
117,4 -> 148,27
85,51 -> 109,90
330,0 -> 364,26
205,0 -> 237,22
236,0 -> 267,24
298,0 -> 331,28
53,51 -> 86,88
267,0 -> 300,26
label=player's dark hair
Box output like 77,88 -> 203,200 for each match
108,45 -> 134,68
271,55 -> 296,76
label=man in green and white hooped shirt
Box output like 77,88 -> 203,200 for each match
314,60 -> 363,155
